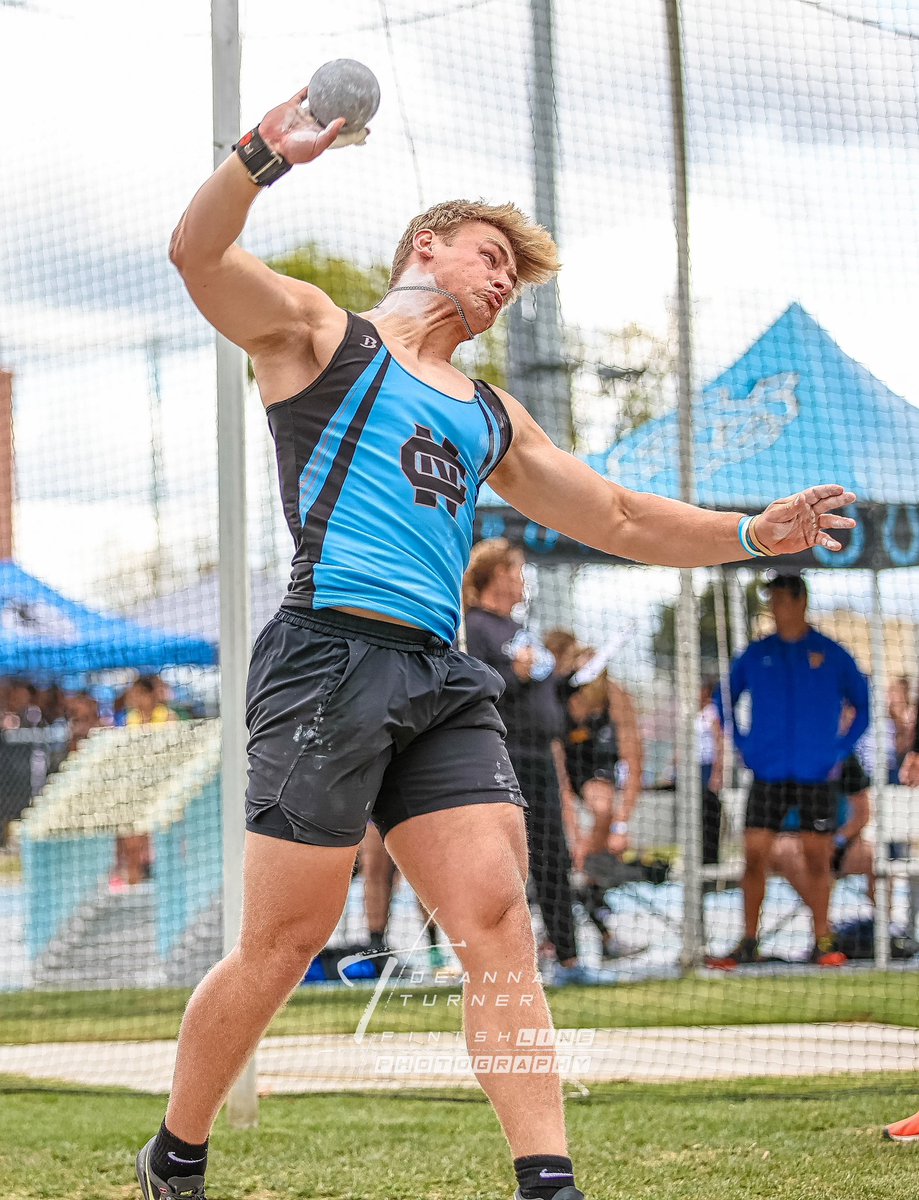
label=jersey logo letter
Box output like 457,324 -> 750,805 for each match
361,335 -> 379,349
400,424 -> 468,518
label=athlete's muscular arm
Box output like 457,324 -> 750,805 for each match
169,90 -> 346,356
488,390 -> 857,566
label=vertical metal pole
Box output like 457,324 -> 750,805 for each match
146,339 -> 165,594
665,0 -> 703,969
712,569 -> 734,786
870,571 -> 890,969
0,369 -> 14,561
212,0 -> 257,1127
726,571 -> 749,792
507,0 -> 570,448
507,0 -> 573,629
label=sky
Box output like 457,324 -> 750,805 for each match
1,0 -> 918,664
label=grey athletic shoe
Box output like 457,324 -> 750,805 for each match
136,1137 -> 207,1199
513,1190 -> 585,1200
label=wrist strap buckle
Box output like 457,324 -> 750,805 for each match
233,126 -> 292,187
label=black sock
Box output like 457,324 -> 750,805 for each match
368,928 -> 387,952
150,1121 -> 208,1181
514,1153 -> 576,1198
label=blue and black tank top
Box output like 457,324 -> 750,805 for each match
266,312 -> 513,641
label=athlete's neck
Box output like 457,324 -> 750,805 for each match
364,270 -> 473,362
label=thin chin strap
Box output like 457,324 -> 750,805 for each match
378,285 -> 476,341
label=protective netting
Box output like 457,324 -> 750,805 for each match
1,0 -> 918,1108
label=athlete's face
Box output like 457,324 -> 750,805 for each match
428,222 -> 518,333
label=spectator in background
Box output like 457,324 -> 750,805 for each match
125,675 -> 178,726
545,630 -> 643,866
64,691 -> 103,753
38,684 -> 68,729
769,752 -> 874,904
711,573 -> 870,968
1,678 -> 41,730
464,540 -> 590,985
888,676 -> 915,781
899,709 -> 919,786
113,674 -> 174,889
545,629 -> 643,960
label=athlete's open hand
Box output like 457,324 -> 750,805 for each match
752,485 -> 857,556
257,89 -> 349,164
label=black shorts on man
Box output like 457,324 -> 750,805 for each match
245,608 -> 526,846
745,779 -> 837,834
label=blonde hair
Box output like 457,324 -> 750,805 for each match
462,538 -> 522,610
390,200 -> 561,302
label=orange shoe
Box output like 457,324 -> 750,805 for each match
884,1109 -> 919,1142
705,937 -> 760,970
809,935 -> 847,967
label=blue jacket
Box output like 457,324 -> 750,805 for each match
716,629 -> 870,784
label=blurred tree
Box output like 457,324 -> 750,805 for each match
268,244 -> 390,313
568,322 -> 675,455
653,576 -> 762,673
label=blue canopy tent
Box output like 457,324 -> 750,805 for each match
0,560 -> 217,677
594,301 -> 919,543
473,302 -> 919,963
477,303 -> 919,569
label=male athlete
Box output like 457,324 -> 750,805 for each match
136,85 -> 858,1200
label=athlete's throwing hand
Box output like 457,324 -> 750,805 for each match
752,485 -> 857,556
257,89 -> 348,164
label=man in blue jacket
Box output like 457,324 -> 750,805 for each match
713,573 -> 870,967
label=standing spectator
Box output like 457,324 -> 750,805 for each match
711,573 -> 869,967
463,540 -> 590,984
115,675 -> 175,888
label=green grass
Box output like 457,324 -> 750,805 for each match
1,972 -> 917,1044
1,1072 -> 917,1198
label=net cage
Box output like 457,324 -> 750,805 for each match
0,0 -> 918,1109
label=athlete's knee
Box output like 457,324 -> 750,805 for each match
453,882 -> 531,949
239,907 -> 337,970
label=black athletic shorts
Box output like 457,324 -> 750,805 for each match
245,607 -> 526,847
746,779 -> 838,834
